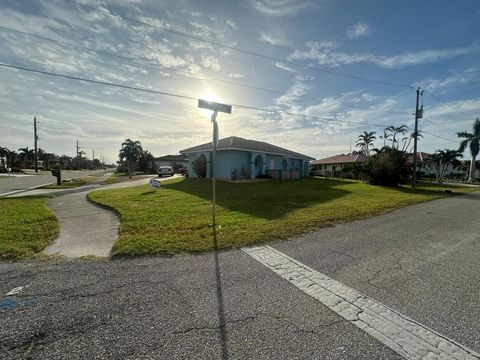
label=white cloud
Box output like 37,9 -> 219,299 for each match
258,31 -> 292,46
228,73 -> 244,78
225,19 -> 238,30
201,55 -> 221,71
288,41 -> 480,68
346,22 -> 373,39
246,0 -> 312,16
416,67 -> 480,92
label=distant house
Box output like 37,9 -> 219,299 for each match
179,136 -> 314,180
154,154 -> 188,172
405,152 -> 462,178
310,154 -> 367,177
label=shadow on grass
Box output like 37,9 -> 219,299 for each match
160,177 -> 352,220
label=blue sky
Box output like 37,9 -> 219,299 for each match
1,0 -> 479,162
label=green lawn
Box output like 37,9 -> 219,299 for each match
0,197 -> 59,259
88,177 -> 475,257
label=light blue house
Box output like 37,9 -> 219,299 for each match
179,136 -> 314,180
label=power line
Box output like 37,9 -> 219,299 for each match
0,25 -> 410,116
0,61 -> 453,142
421,130 -> 458,144
62,0 -> 410,88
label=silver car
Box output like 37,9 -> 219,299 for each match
157,166 -> 174,177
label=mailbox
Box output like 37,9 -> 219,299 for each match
51,169 -> 61,185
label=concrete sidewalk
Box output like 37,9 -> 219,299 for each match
42,175 -> 180,257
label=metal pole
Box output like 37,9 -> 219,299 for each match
412,88 -> 420,188
211,111 -> 218,244
34,116 -> 38,173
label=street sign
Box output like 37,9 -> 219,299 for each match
149,178 -> 161,189
198,99 -> 232,114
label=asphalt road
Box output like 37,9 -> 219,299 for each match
0,170 -> 105,196
1,192 -> 479,359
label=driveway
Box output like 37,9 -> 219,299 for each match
0,192 -> 479,359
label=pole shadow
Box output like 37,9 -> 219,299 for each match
213,225 -> 229,360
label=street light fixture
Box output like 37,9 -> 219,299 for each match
197,99 -> 232,246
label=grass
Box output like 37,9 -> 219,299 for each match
102,172 -> 153,185
0,197 -> 59,259
88,177 -> 476,257
40,175 -> 99,189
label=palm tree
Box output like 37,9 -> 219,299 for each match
385,125 -> 408,149
119,139 -> 143,178
458,118 -> 480,183
18,147 -> 34,169
379,130 -> 392,147
356,131 -> 377,155
427,149 -> 462,183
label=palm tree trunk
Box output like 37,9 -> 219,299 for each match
469,155 -> 477,183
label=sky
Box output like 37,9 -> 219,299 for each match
0,0 -> 479,163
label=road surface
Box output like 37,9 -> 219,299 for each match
1,191 -> 479,359
0,170 -> 105,196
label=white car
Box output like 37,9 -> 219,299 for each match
157,166 -> 174,177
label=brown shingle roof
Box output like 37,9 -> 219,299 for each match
310,154 -> 367,165
179,136 -> 314,160
405,152 -> 431,165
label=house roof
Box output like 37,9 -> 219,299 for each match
179,136 -> 314,160
405,152 -> 431,165
310,154 -> 367,165
154,154 -> 188,162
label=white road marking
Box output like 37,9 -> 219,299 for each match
6,286 -> 26,296
243,245 -> 480,360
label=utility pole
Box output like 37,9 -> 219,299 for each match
92,149 -> 95,160
76,141 -> 80,157
412,87 -> 424,189
34,116 -> 38,173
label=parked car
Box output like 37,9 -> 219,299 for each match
157,166 -> 174,177
178,166 -> 188,176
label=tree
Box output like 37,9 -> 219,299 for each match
0,147 -> 8,168
385,125 -> 408,149
356,131 -> 377,155
119,139 -> 143,178
427,149 -> 462,183
457,118 -> 480,183
18,147 -> 34,169
360,147 -> 408,186
138,150 -> 155,173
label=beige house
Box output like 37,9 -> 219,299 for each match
310,154 -> 367,177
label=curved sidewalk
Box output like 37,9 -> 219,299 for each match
43,190 -> 119,257
42,175 -> 179,257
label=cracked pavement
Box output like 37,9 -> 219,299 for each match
1,192 -> 479,359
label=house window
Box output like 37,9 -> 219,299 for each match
323,165 -> 327,170
282,159 -> 288,170
270,159 -> 275,169
332,166 -> 336,171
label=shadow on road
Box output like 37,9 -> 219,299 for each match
213,226 -> 229,360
